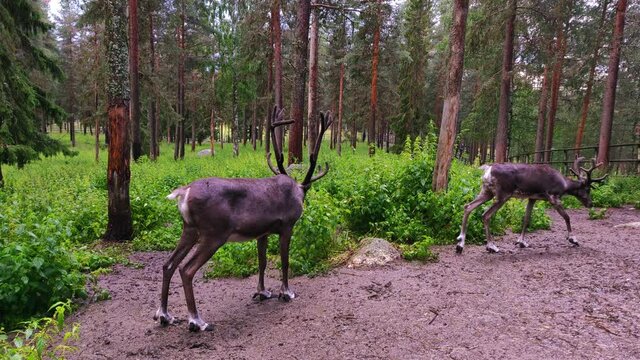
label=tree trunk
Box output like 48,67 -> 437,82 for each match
598,0 -> 628,167
129,0 -> 141,161
369,0 -> 382,149
191,96 -> 196,152
104,0 -> 133,241
544,8 -> 567,163
534,65 -> 549,163
337,62 -> 345,156
148,10 -> 157,160
252,101 -> 257,150
432,0 -> 469,192
288,0 -> 310,164
495,0 -> 516,163
574,0 -> 608,152
210,73 -> 216,156
175,2 -> 186,160
94,27 -> 100,163
307,7 -> 319,154
271,0 -> 283,154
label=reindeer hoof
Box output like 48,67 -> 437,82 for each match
486,243 -> 500,253
455,244 -> 464,254
568,237 -> 580,247
188,321 -> 214,332
252,290 -> 274,301
154,309 -> 176,327
278,291 -> 295,302
516,241 -> 529,248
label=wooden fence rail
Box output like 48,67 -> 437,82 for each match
508,143 -> 640,175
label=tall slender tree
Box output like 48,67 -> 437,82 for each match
148,7 -> 158,160
307,6 -> 320,155
369,0 -> 382,148
598,0 -> 628,167
104,0 -> 133,241
432,0 -> 469,192
129,0 -> 142,160
494,0 -> 516,163
544,1 -> 568,163
288,0 -> 311,164
574,0 -> 609,152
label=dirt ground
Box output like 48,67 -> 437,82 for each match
68,207 -> 640,360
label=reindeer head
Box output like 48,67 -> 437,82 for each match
266,106 -> 333,193
569,157 -> 608,207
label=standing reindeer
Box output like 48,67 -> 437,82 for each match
456,157 -> 607,253
154,107 -> 332,332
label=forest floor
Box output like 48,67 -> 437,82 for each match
68,207 -> 640,360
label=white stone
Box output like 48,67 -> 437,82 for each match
348,238 -> 400,268
613,222 -> 640,229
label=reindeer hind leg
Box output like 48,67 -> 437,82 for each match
517,199 -> 536,248
179,236 -> 226,332
155,223 -> 198,326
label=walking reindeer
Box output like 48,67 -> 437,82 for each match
456,157 -> 607,253
154,107 -> 332,332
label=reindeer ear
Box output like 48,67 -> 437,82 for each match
277,107 -> 285,121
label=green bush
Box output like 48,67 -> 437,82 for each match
399,236 -> 438,262
0,218 -> 86,328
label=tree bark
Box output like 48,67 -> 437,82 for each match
210,73 -> 216,156
288,0 -> 310,164
369,0 -> 382,149
94,27 -> 100,163
307,7 -> 320,154
252,101 -> 257,150
129,0 -> 141,161
104,0 -> 132,241
534,65 -> 549,163
495,0 -> 516,163
575,0 -> 608,152
271,0 -> 283,153
175,2 -> 186,160
337,62 -> 345,156
148,10 -> 157,160
432,0 -> 469,192
544,7 -> 567,163
597,0 -> 628,167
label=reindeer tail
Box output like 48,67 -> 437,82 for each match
167,186 -> 192,224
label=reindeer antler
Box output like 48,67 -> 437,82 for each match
570,155 -> 586,178
266,106 -> 293,176
302,111 -> 333,187
577,158 -> 608,185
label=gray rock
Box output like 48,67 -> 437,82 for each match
348,238 -> 400,268
197,149 -> 213,157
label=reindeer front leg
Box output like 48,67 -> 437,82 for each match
517,199 -> 536,248
179,237 -> 225,332
548,196 -> 579,247
482,198 -> 508,253
457,190 -> 494,253
278,229 -> 295,301
253,235 -> 275,301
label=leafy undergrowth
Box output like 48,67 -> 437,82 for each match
0,302 -> 79,360
1,132 -> 639,332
